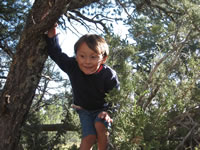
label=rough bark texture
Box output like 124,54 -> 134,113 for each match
0,0 -> 98,149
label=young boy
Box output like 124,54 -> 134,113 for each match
46,26 -> 120,150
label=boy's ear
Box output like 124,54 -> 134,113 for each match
102,56 -> 108,64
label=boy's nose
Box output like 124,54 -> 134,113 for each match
85,57 -> 91,63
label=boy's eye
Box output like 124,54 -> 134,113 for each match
80,55 -> 85,58
91,56 -> 98,59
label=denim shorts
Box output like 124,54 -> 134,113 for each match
76,109 -> 111,138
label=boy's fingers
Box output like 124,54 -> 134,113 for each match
48,26 -> 57,38
99,112 -> 113,123
100,113 -> 105,119
54,23 -> 58,27
106,115 -> 113,123
98,111 -> 113,123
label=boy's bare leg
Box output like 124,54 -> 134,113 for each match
95,122 -> 109,150
80,135 -> 96,150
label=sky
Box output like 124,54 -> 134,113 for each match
57,21 -> 129,57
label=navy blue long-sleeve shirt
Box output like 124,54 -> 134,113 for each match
46,35 -> 120,111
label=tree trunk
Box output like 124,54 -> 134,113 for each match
0,30 -> 48,150
0,0 -> 99,149
0,0 -> 66,149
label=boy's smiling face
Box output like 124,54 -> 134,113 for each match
76,42 -> 107,75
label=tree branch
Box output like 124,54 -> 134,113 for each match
26,123 -> 79,132
115,0 -> 131,18
0,41 -> 14,58
175,123 -> 197,150
0,76 -> 7,79
143,84 -> 160,110
136,52 -> 170,107
69,10 -> 111,34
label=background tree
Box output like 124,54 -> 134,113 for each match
107,0 -> 200,149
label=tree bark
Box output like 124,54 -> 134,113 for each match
0,0 -> 99,149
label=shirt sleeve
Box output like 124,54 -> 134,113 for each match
104,69 -> 120,93
45,35 -> 76,74
104,69 -> 120,114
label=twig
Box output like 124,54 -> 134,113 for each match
175,123 -> 197,150
0,41 -> 14,58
